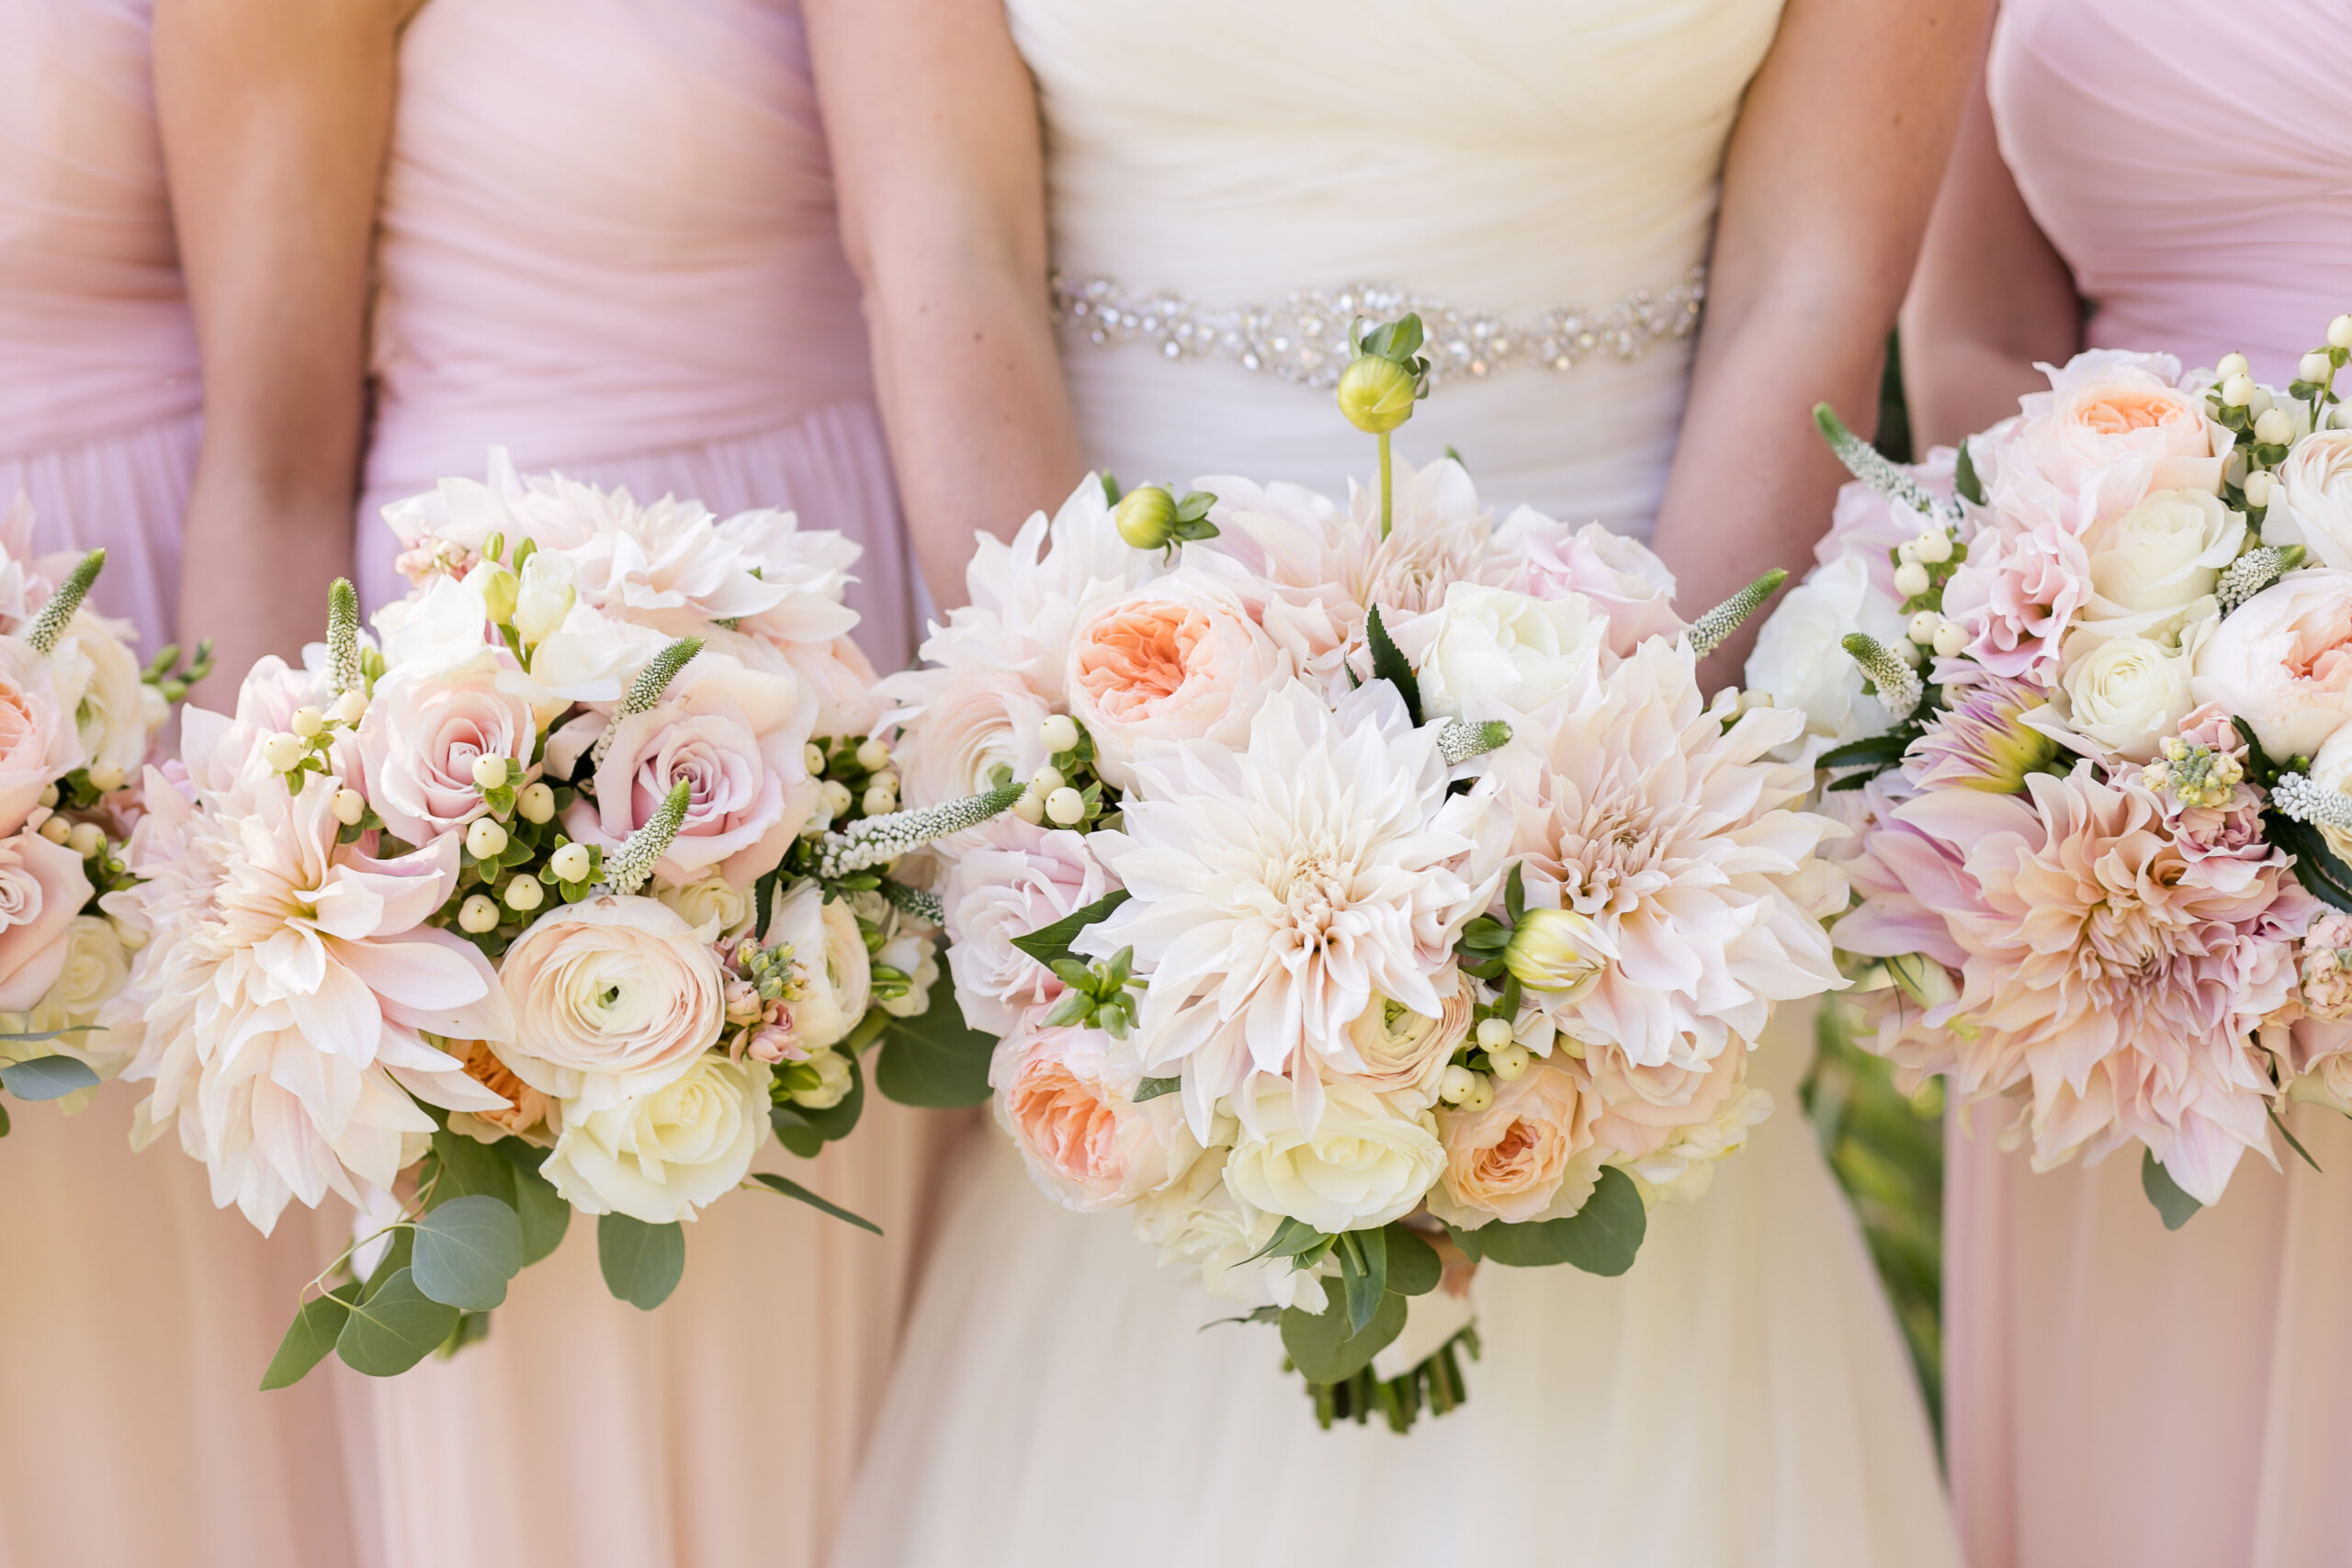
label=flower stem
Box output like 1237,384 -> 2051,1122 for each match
1378,432 -> 1394,540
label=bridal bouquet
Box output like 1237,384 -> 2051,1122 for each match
0,498 -> 202,1135
1750,318 -> 2352,1225
886,316 -> 1849,1429
107,458 -> 1010,1385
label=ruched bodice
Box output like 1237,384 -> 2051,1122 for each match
1009,0 -> 1785,534
0,0 -> 197,453
1990,0 -> 2352,383
365,0 -> 874,498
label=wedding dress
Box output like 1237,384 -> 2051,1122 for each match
831,3 -> 1962,1565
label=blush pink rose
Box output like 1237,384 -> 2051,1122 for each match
885,670 -> 1053,812
0,828 -> 93,1010
0,642 -> 82,840
1984,350 -> 2222,516
942,818 -> 1117,1035
356,653 -> 540,845
1065,571 -> 1288,791
1584,1037 -> 1743,1161
549,649 -> 820,884
1499,514 -> 1684,657
1426,1060 -> 1602,1226
2190,569 -> 2352,761
989,1014 -> 1173,1212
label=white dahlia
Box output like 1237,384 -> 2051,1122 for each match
107,757 -> 510,1233
1489,637 -> 1847,1069
1077,681 -> 1506,1138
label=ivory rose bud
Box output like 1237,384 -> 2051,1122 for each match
990,1018 -> 1175,1212
496,895 -> 726,1110
541,1054 -> 769,1224
1223,1077 -> 1445,1233
1425,1060 -> 1603,1227
1065,572 -> 1288,790
656,871 -> 756,944
0,829 -> 92,1011
1499,515 -> 1685,657
356,654 -> 540,845
2075,490 -> 2244,640
1503,907 -> 1609,998
1412,583 -> 1609,720
2190,569 -> 2352,761
47,612 -> 151,779
1335,989 -> 1473,1109
0,643 -> 81,839
763,879 -> 870,1050
549,649 -> 820,884
2060,622 -> 2206,763
511,548 -> 579,646
2263,428 -> 2352,570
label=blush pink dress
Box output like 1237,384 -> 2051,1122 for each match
0,3 -> 357,1563
338,4 -> 940,1567
1945,5 -> 2352,1565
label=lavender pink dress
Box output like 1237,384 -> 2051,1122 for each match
0,3 -> 356,1563
1945,5 -> 2352,1564
338,4 -> 939,1566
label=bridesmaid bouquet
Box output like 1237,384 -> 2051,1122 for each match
1749,317 -> 2352,1226
0,499 -> 198,1137
106,459 -> 1013,1385
885,316 -> 1849,1429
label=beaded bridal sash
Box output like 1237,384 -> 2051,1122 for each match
1050,265 -> 1705,389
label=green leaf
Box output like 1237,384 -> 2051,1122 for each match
1384,1224 -> 1442,1297
410,1195 -> 525,1311
1336,1225 -> 1388,1334
1817,732 -> 1914,772
1010,890 -> 1133,968
2270,813 -> 2352,911
1133,1076 -> 1181,1102
0,1054 -> 99,1101
1280,1277 -> 1408,1384
1363,604 -> 1423,728
771,1049 -> 865,1156
428,1128 -> 518,1209
872,966 -> 998,1109
2141,1147 -> 2202,1230
0,1100 -> 11,1137
1502,862 -> 1525,925
1100,472 -> 1123,506
260,1287 -> 356,1391
1243,1214 -> 1332,1267
1954,437 -> 1985,505
2271,1106 -> 2323,1173
1458,1166 -> 1647,1275
492,1139 -> 571,1265
334,1269 -> 462,1377
597,1213 -> 686,1310
2233,716 -> 2283,784
750,1171 -> 884,1235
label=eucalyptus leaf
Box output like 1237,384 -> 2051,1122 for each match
492,1138 -> 571,1265
1458,1167 -> 1646,1275
428,1127 -> 518,1208
260,1287 -> 356,1391
2141,1147 -> 2202,1231
1384,1224 -> 1442,1297
598,1213 -> 686,1310
1337,1226 -> 1388,1334
1280,1277 -> 1407,1384
1010,891 -> 1133,968
0,1055 -> 98,1102
1363,604 -> 1423,728
410,1195 -> 525,1311
334,1269 -> 461,1378
750,1171 -> 884,1235
871,967 -> 997,1109
1953,438 -> 1985,505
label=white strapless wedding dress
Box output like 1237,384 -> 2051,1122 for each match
831,4 -> 1962,1564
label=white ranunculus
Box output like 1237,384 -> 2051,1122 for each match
763,879 -> 871,1049
1131,1144 -> 1324,1310
1222,1077 -> 1445,1233
1412,582 -> 1608,720
496,896 -> 726,1110
47,611 -> 151,777
2265,429 -> 2352,570
1742,554 -> 1906,750
540,1054 -> 768,1224
2060,619 -> 2207,763
2073,489 -> 2245,644
656,871 -> 756,945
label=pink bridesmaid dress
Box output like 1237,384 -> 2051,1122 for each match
1945,5 -> 2352,1565
339,4 -> 939,1566
0,3 -> 357,1563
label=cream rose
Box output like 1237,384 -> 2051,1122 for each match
873,931 -> 939,1019
1223,1077 -> 1444,1233
1132,1145 -> 1323,1310
495,895 -> 726,1110
656,871 -> 756,944
29,913 -> 130,1032
0,641 -> 81,839
2264,428 -> 2352,570
1743,554 -> 1907,750
356,652 -> 541,845
1425,1060 -> 1603,1227
990,1018 -> 1176,1212
540,1053 -> 768,1224
2190,569 -> 2352,761
1332,990 -> 1472,1109
1065,571 -> 1288,791
2060,621 -> 2206,763
763,879 -> 870,1050
1411,582 -> 1609,721
0,829 -> 92,1012
47,611 -> 151,778
2074,490 -> 2244,642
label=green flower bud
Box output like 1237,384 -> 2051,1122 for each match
1501,907 -> 1608,997
1114,485 -> 1180,551
1337,353 -> 1419,435
475,562 -> 521,625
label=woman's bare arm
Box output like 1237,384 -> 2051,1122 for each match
806,0 -> 1083,610
1897,55 -> 2081,450
155,0 -> 420,704
1649,0 -> 1993,690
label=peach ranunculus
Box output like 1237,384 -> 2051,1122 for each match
1498,513 -> 1685,658
495,896 -> 726,1111
0,828 -> 93,1011
548,646 -> 820,885
1425,1059 -> 1603,1228
446,1037 -> 554,1143
1329,988 -> 1473,1110
0,640 -> 82,840
357,652 -> 543,846
1064,570 -> 1289,791
990,1014 -> 1176,1213
1984,349 -> 2222,516
2190,569 -> 2352,761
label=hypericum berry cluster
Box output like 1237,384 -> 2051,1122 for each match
1890,525 -> 1970,659
1012,713 -> 1114,829
804,734 -> 899,835
33,775 -> 134,906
